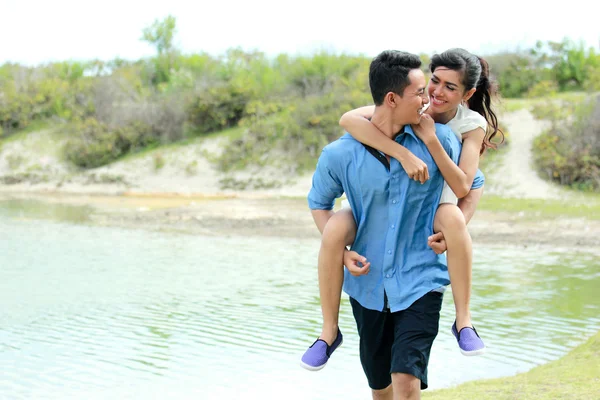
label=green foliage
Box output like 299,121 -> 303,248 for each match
532,96 -> 600,191
584,65 -> 600,92
186,80 -> 254,134
493,53 -> 542,98
0,63 -> 96,134
3,21 -> 600,182
216,80 -> 372,174
141,15 -> 177,55
538,39 -> 600,90
153,153 -> 165,171
141,15 -> 179,85
486,39 -> 600,97
64,118 -> 158,168
280,52 -> 370,97
526,80 -> 559,98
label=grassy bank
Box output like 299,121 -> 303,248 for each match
424,331 -> 600,399
499,91 -> 590,113
477,193 -> 600,220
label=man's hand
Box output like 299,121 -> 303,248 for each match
412,113 -> 437,145
398,150 -> 429,184
428,232 -> 447,254
343,250 -> 370,276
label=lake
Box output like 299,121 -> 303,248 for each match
1,199 -> 599,399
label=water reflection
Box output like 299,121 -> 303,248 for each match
0,198 -> 92,224
0,200 -> 598,399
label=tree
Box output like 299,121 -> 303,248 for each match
141,15 -> 177,56
141,15 -> 178,84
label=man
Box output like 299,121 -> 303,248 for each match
307,50 -> 483,399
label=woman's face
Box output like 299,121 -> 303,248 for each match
427,67 -> 467,114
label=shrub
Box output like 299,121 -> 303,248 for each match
64,118 -> 157,168
532,96 -> 600,191
216,82 -> 372,174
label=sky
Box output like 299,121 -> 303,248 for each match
2,0 -> 599,66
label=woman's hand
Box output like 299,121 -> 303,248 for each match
428,232 -> 447,254
412,114 -> 437,145
398,150 -> 429,183
343,250 -> 370,276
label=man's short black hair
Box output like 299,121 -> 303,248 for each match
369,50 -> 422,105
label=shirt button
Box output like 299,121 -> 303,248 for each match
392,200 -> 397,204
391,224 -> 395,229
386,274 -> 391,278
387,250 -> 392,255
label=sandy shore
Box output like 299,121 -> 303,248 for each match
2,191 -> 599,254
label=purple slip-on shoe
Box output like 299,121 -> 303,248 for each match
299,329 -> 343,371
452,321 -> 486,356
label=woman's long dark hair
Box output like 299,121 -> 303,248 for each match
430,48 -> 504,154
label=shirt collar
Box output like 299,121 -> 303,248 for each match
396,125 -> 418,142
364,118 -> 418,142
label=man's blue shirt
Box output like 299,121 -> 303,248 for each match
308,123 -> 484,312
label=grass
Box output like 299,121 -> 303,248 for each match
1,119 -> 245,166
0,120 -> 51,144
478,193 -> 600,220
424,331 -> 600,399
282,191 -> 600,221
500,91 -> 590,113
111,125 -> 245,164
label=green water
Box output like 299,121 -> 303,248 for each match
0,199 -> 599,399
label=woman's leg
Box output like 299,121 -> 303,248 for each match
301,208 -> 357,370
318,208 -> 356,344
433,204 -> 472,331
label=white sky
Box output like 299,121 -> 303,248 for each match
2,0 -> 598,65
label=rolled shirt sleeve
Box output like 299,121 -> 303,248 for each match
307,147 -> 344,210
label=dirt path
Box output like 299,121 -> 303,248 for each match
485,109 -> 567,199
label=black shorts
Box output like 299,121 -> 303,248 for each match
350,291 -> 443,390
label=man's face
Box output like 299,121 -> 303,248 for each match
393,69 -> 429,125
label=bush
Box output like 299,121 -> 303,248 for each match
532,96 -> 600,191
216,81 -> 372,174
64,118 -> 157,168
526,80 -> 559,99
6,37 -> 600,175
584,66 -> 600,92
186,80 -> 251,134
62,71 -> 187,169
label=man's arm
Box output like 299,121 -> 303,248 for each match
307,147 -> 344,233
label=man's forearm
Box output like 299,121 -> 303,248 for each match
311,209 -> 335,235
457,187 -> 484,225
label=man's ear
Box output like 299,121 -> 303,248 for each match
385,92 -> 398,108
463,87 -> 476,102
